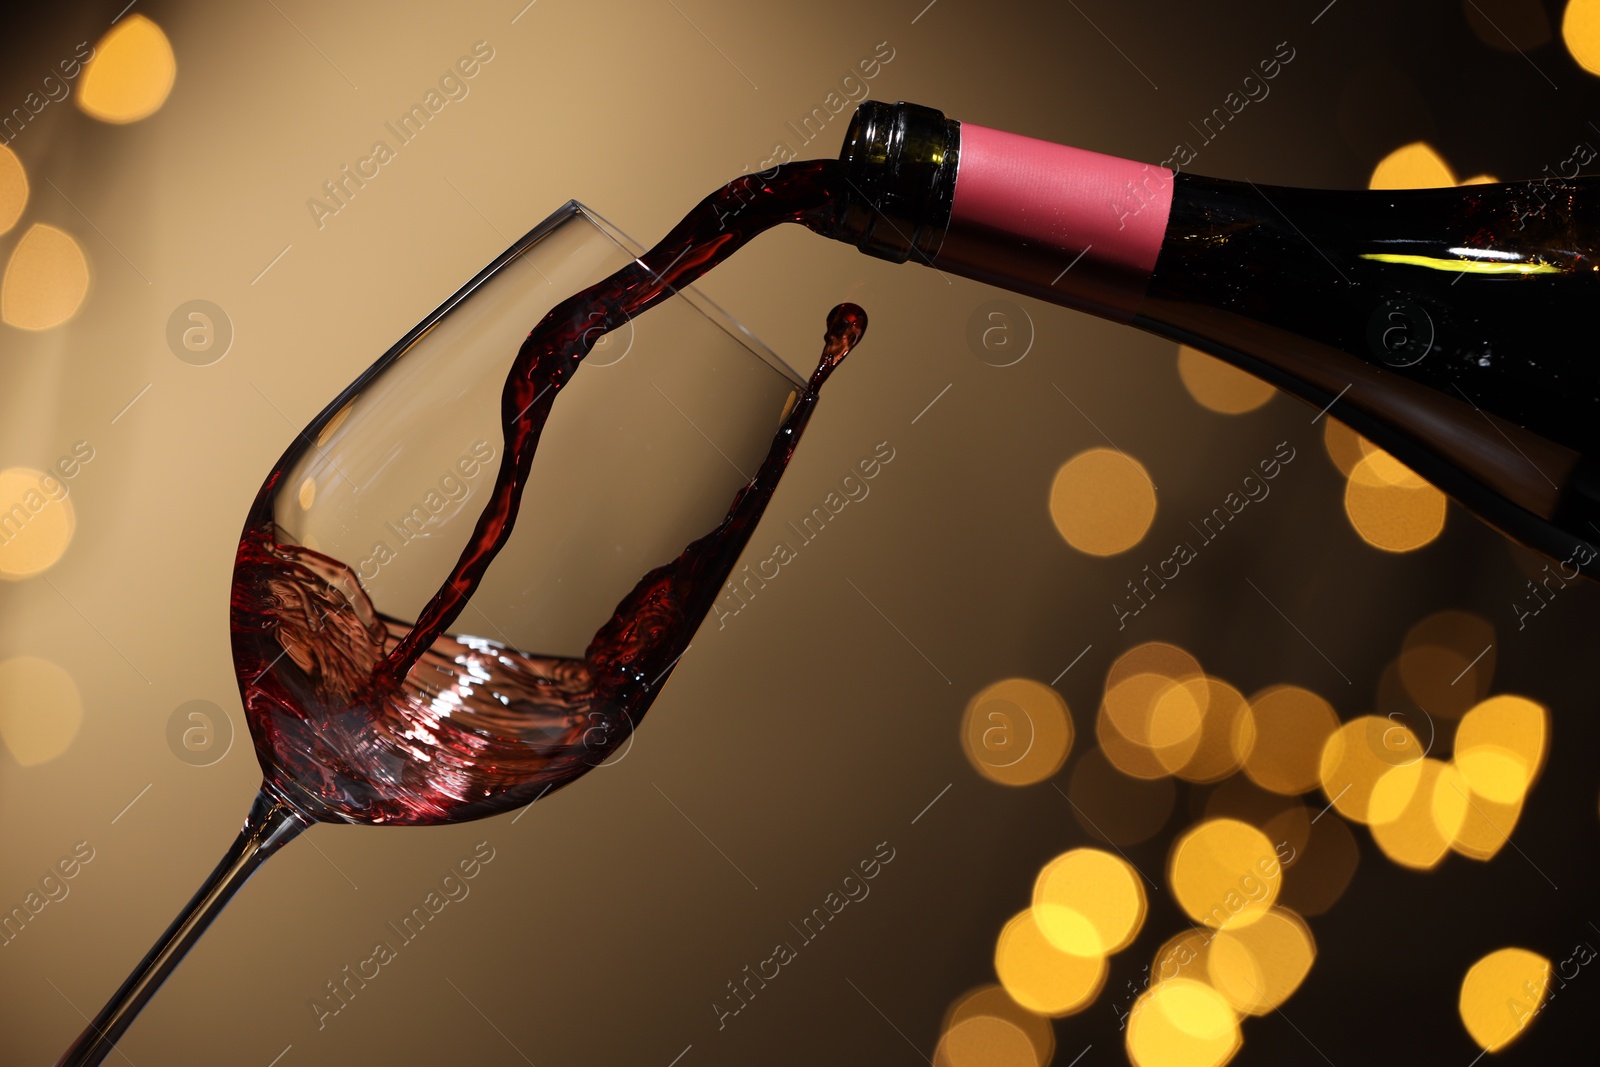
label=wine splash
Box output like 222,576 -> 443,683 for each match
231,162 -> 861,825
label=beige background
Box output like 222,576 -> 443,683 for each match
3,1 -> 1598,1064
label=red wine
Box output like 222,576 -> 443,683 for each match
833,100 -> 1600,565
231,163 -> 861,825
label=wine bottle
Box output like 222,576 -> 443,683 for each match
829,100 -> 1600,566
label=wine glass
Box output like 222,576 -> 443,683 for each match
56,200 -> 843,1065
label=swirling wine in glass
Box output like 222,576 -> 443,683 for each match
57,158 -> 857,1065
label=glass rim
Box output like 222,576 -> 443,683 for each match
259,198 -> 803,527
489,199 -> 803,389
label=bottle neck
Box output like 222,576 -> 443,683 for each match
834,101 -> 1174,321
835,101 -> 960,264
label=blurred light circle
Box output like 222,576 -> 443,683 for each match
1069,745 -> 1176,846
1206,775 -> 1311,859
78,15 -> 177,124
0,466 -> 77,579
1097,644 -> 1208,780
1049,448 -> 1156,556
1033,848 -> 1147,956
1150,929 -> 1213,990
1450,790 -> 1522,862
1104,673 -> 1204,775
1168,819 -> 1281,930
1099,702 -> 1178,780
0,144 -> 26,235
1176,346 -> 1275,414
1344,451 -> 1447,552
1370,758 -> 1469,869
1369,142 -> 1456,189
1172,677 -> 1255,784
1108,643 -> 1205,690
0,655 -> 83,765
994,909 -> 1108,1016
1454,695 -> 1546,804
1243,686 -> 1339,795
1459,948 -> 1550,1052
1564,0 -> 1600,74
1454,746 -> 1531,806
934,1014 -> 1038,1067
1319,715 -> 1422,823
960,678 -> 1073,787
1126,979 -> 1241,1067
1206,907 -> 1316,1015
2,224 -> 90,331
1322,419 -> 1376,477
1400,610 -> 1495,717
942,985 -> 1055,1067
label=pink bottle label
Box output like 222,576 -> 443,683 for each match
936,123 -> 1174,321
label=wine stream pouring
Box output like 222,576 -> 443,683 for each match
826,100 -> 1600,567
59,98 -> 1594,1065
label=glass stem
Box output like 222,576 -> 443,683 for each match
55,785 -> 310,1067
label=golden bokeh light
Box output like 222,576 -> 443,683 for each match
2,224 -> 90,331
0,144 -> 26,235
298,476 -> 317,510
1033,849 -> 1147,956
1069,746 -> 1176,846
1099,703 -> 1179,780
1448,695 -> 1542,859
1369,142 -> 1456,189
1276,810 -> 1359,917
1450,791 -> 1522,862
960,678 -> 1074,787
1399,610 -> 1495,718
1108,643 -> 1205,690
78,15 -> 177,124
1206,776 -> 1311,859
1459,948 -> 1550,1052
1176,346 -> 1275,415
1099,644 -> 1210,779
1169,819 -> 1282,930
1126,979 -> 1241,1067
1319,715 -> 1422,823
943,985 -> 1054,1067
1049,448 -> 1156,556
934,1015 -> 1038,1067
1454,695 -> 1546,804
1173,678 -> 1255,784
1207,907 -> 1316,1015
0,655 -> 84,766
0,466 -> 78,579
1369,758 -> 1469,870
1151,929 -> 1213,990
994,909 -> 1108,1017
1344,451 -> 1446,552
1104,673 -> 1205,776
1322,419 -> 1376,477
1243,686 -> 1339,795
1564,0 -> 1600,75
